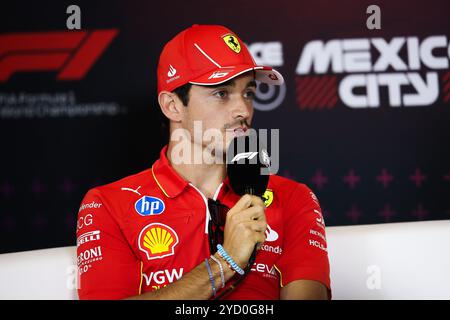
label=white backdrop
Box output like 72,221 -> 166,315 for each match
1,220 -> 449,300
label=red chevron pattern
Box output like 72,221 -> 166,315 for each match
443,71 -> 450,103
295,75 -> 338,110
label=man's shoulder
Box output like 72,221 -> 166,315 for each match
86,168 -> 155,200
268,174 -> 320,207
268,174 -> 312,195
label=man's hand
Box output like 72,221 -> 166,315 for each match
222,194 -> 267,268
126,194 -> 267,300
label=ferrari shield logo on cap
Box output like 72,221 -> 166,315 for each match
222,34 -> 241,53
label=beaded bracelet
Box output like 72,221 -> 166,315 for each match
210,255 -> 225,288
216,253 -> 236,274
204,258 -> 217,296
216,244 -> 245,275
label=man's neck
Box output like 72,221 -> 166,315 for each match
166,142 -> 226,199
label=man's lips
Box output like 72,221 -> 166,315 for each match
227,126 -> 249,137
225,126 -> 246,132
234,126 -> 247,132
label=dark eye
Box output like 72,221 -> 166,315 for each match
214,90 -> 228,99
244,90 -> 256,99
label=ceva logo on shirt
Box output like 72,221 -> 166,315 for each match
135,196 -> 165,216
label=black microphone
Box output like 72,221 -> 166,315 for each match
226,132 -> 271,270
226,132 -> 270,196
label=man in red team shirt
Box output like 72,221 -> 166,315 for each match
76,24 -> 331,300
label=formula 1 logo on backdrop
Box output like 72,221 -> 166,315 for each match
0,29 -> 118,82
248,42 -> 287,111
295,35 -> 450,110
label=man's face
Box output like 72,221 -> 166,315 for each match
180,72 -> 256,155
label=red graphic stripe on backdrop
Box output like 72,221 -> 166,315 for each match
0,53 -> 69,81
0,32 -> 86,57
300,76 -> 330,107
308,76 -> 336,109
58,29 -> 118,80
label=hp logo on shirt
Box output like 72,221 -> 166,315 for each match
135,196 -> 165,216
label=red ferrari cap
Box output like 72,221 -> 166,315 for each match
157,24 -> 284,94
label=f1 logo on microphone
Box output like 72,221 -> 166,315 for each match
231,152 -> 258,162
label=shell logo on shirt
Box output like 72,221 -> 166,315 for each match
138,223 -> 179,260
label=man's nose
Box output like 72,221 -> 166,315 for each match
231,96 -> 252,120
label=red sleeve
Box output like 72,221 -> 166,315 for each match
76,188 -> 142,299
275,183 -> 332,297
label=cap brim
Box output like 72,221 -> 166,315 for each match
189,65 -> 284,86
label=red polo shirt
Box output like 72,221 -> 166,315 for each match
76,146 -> 331,299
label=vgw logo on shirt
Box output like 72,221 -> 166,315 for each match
135,196 -> 165,216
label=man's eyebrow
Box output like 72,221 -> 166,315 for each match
206,79 -> 236,89
205,79 -> 257,90
246,80 -> 257,89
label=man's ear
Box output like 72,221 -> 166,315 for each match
158,91 -> 184,122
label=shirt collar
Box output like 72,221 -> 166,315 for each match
218,177 -> 241,208
151,145 -> 240,203
151,145 -> 189,198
